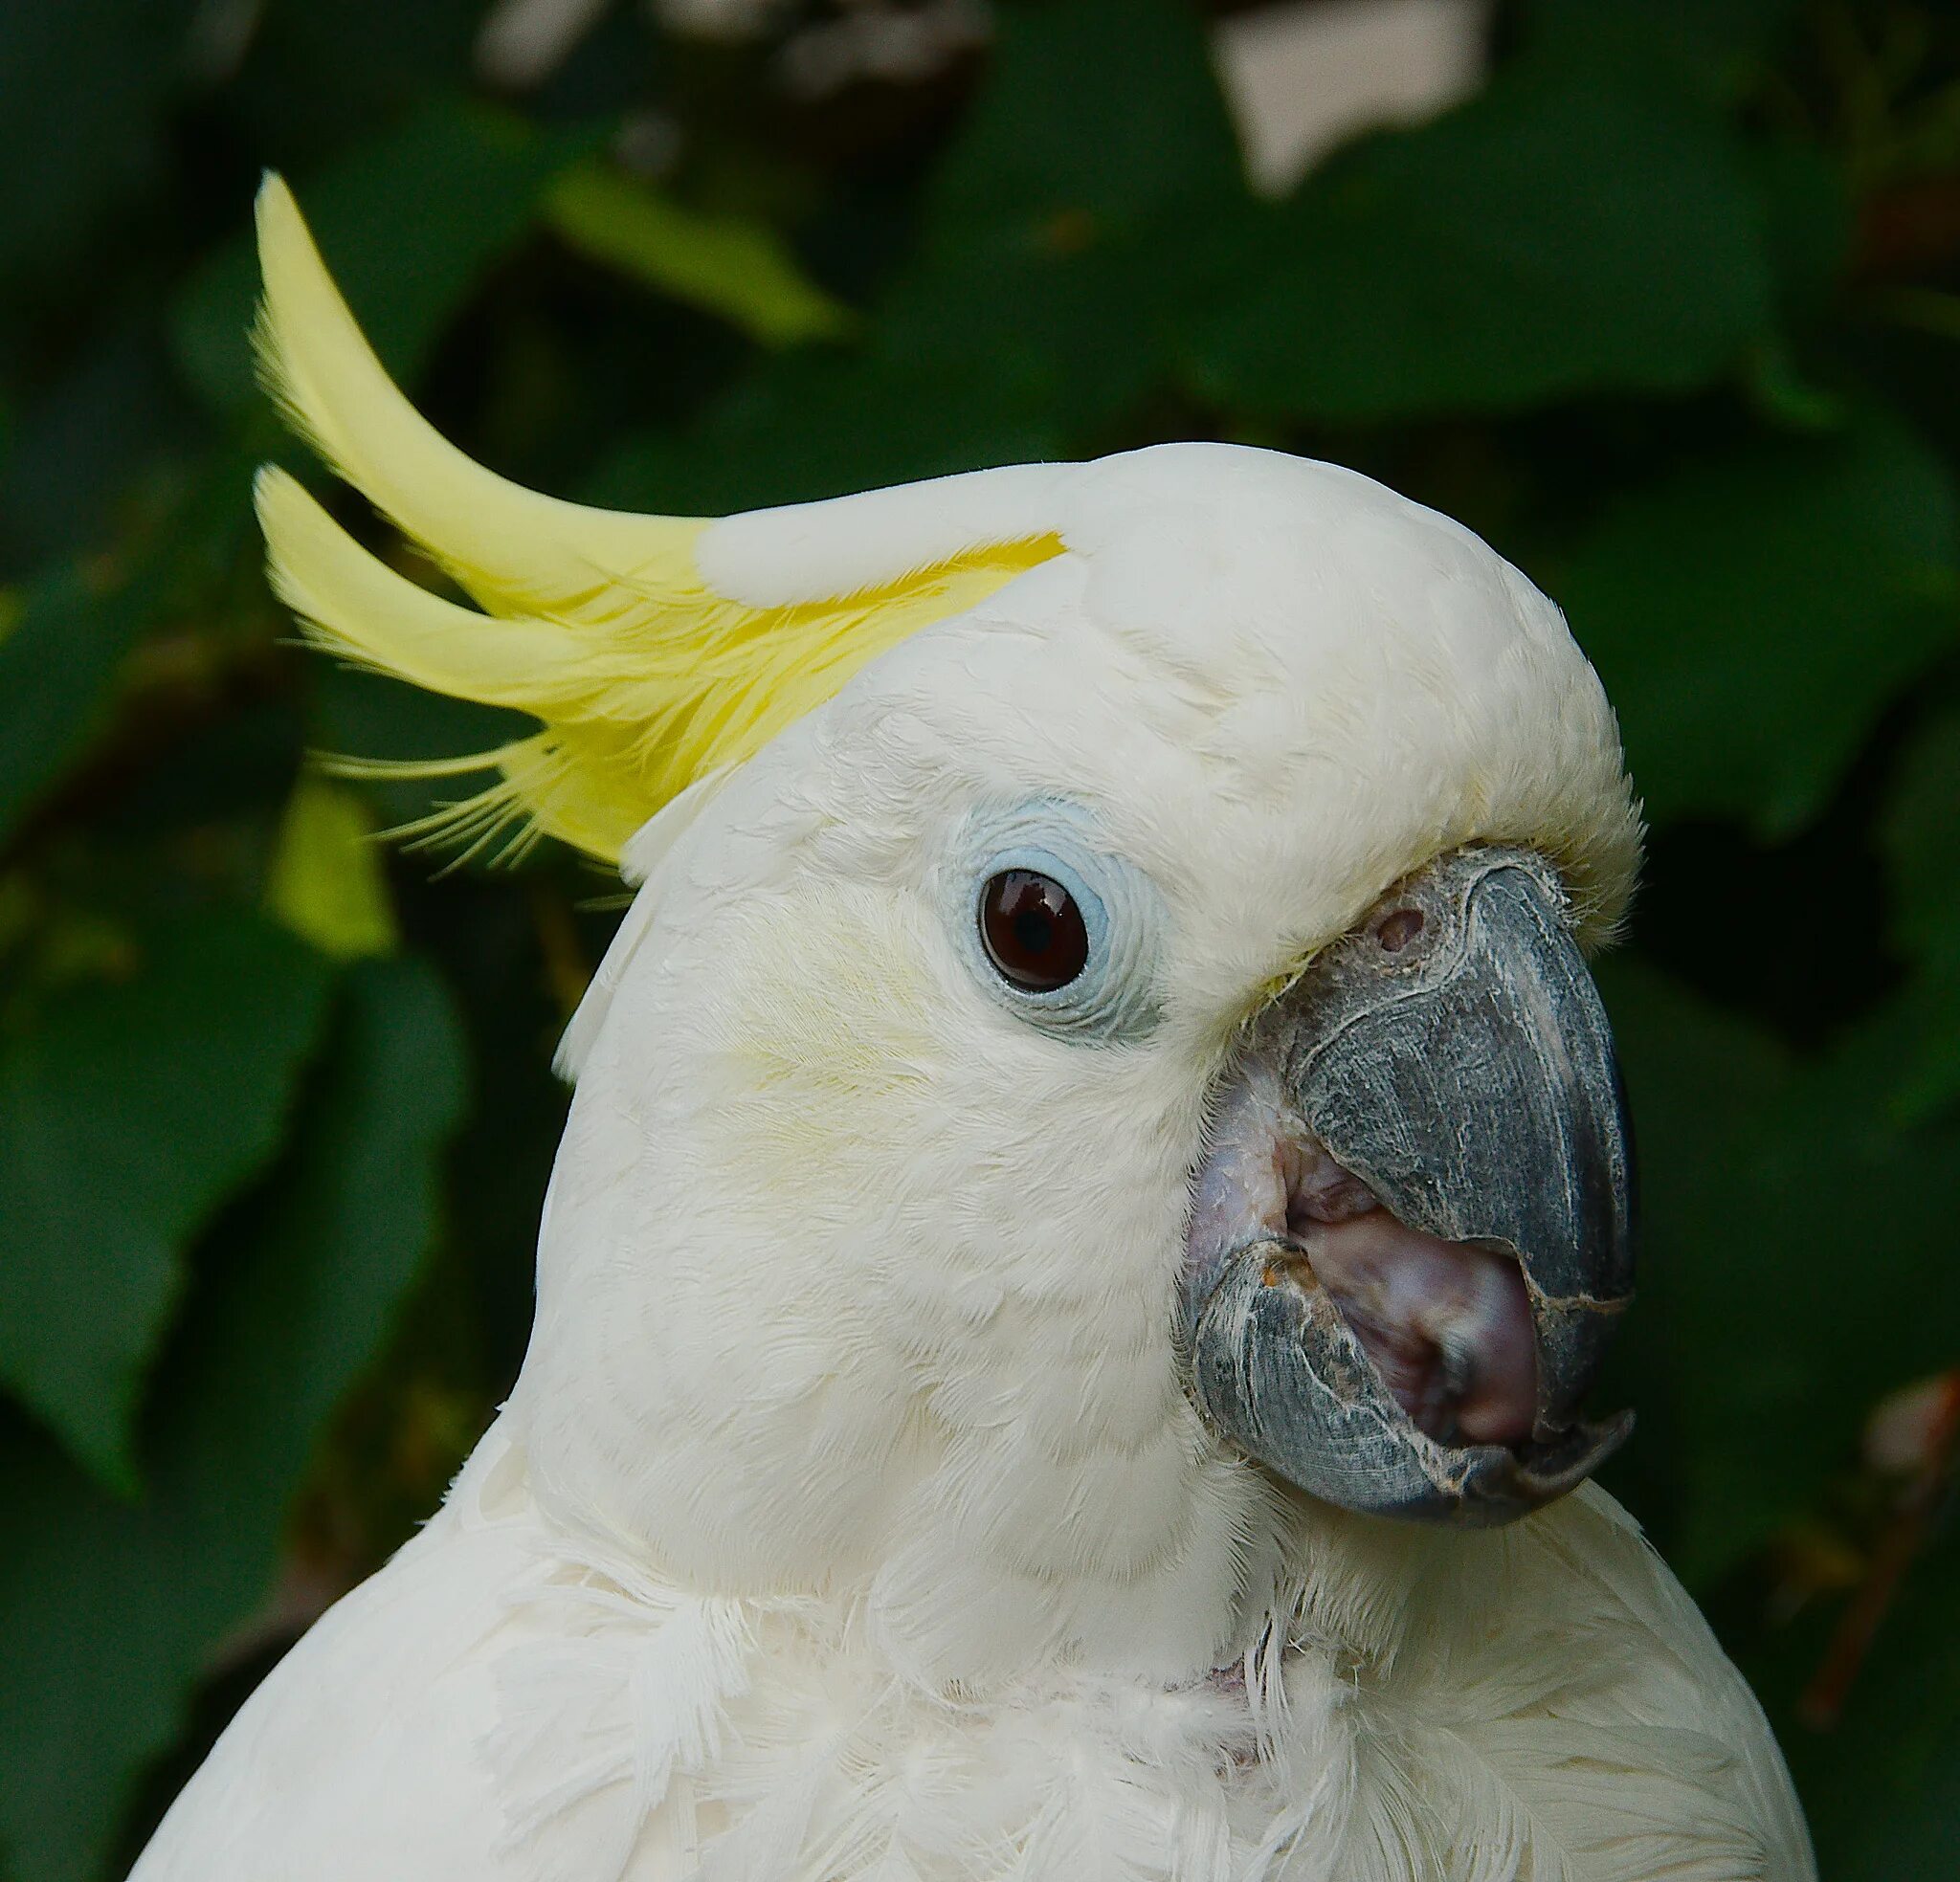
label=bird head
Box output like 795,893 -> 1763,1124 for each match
254,179 -> 1640,1683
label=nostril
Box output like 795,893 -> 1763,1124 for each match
1375,907 -> 1424,953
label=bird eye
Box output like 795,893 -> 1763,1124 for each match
979,870 -> 1090,992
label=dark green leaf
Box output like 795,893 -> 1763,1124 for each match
1520,0 -> 1803,98
1192,60 -> 1775,421
1789,1533 -> 1960,1880
0,957 -> 465,1882
890,0 -> 1246,432
0,0 -> 199,301
1880,702 -> 1960,1117
0,567 -> 152,847
1552,407 -> 1960,836
171,99 -> 593,413
1602,960 -> 1960,1585
0,912 -> 333,1487
0,330 -> 195,578
221,0 -> 484,165
1883,702 -> 1960,957
0,451 -> 260,850
1745,138 -> 1854,325
583,343 -> 1063,516
926,0 -> 1242,248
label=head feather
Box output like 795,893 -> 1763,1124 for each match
253,173 -> 1062,864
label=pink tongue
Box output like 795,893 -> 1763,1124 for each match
1297,1211 -> 1538,1445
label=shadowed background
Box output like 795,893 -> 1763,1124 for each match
1,1 -> 1956,1875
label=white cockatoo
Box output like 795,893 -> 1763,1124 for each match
130,179 -> 1815,1882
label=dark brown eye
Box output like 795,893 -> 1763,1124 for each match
979,870 -> 1090,992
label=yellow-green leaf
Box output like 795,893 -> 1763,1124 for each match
545,162 -> 855,348
266,779 -> 399,963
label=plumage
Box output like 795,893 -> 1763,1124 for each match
254,175 -> 1059,863
132,180 -> 1810,1881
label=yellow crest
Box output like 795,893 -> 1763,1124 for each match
253,175 -> 1061,866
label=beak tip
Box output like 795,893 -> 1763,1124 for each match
1408,1406 -> 1637,1528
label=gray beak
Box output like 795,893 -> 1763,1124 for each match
1182,847 -> 1635,1526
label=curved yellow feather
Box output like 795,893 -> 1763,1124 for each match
256,468 -> 604,710
255,173 -> 704,626
253,173 -> 1062,866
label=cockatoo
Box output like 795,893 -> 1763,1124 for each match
130,178 -> 1815,1881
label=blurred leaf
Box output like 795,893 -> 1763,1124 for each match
1746,138 -> 1855,325
0,566 -> 152,848
0,451 -> 260,851
1880,702 -> 1960,1117
584,343 -> 1063,514
544,161 -> 854,348
1554,406 -> 1960,836
0,0 -> 199,300
265,778 -> 398,963
883,0 -> 1245,431
220,0 -> 485,165
874,234 -> 1189,441
585,0 -> 1233,515
0,912 -> 333,1488
172,98 -> 594,413
0,957 -> 464,1882
1602,960 -> 1960,1585
1520,0 -> 1803,97
1787,1533 -> 1960,1879
1883,702 -> 1960,956
1192,58 -> 1775,421
1742,337 -> 1852,433
0,329 -> 196,578
927,0 -> 1242,247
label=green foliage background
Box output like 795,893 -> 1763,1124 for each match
1,0 -> 1957,1873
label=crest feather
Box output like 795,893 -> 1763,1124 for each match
253,173 -> 1062,865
